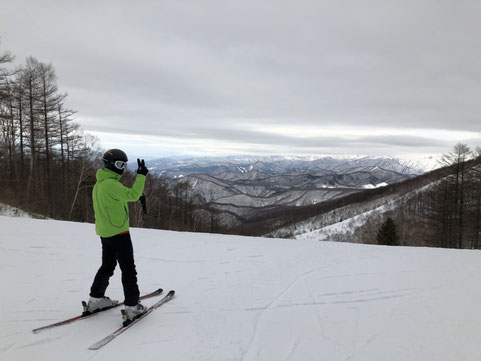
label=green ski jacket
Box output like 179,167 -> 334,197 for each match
92,168 -> 146,237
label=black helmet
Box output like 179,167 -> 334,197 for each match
102,149 -> 128,175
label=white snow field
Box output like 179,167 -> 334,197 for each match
2,215 -> 481,361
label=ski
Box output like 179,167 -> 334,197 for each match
32,288 -> 163,334
88,290 -> 175,350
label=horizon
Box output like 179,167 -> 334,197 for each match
95,130 -> 452,164
122,152 -> 442,175
128,152 -> 439,163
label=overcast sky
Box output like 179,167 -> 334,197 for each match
1,0 -> 480,159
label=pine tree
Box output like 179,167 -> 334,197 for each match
377,217 -> 400,246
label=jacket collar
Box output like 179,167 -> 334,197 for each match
96,167 -> 122,182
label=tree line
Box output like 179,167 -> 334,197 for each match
345,144 -> 481,248
0,45 -> 225,234
409,144 -> 481,248
0,46 -> 101,220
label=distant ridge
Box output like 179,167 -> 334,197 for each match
139,155 -> 438,178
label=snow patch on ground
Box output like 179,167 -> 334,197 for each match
0,203 -> 35,218
2,216 -> 481,361
362,182 -> 388,189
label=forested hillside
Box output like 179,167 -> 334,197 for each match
292,145 -> 481,249
350,145 -> 481,249
0,46 -> 214,233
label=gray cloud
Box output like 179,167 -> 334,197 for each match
91,123 -> 450,153
1,0 -> 480,157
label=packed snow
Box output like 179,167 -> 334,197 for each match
2,215 -> 481,361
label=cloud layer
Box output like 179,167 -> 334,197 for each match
1,0 -> 480,157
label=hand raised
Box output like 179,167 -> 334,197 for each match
137,159 -> 149,176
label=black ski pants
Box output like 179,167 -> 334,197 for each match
90,232 -> 140,306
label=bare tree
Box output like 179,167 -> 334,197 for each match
22,57 -> 42,203
68,133 -> 100,220
0,46 -> 15,182
439,143 -> 472,248
0,46 -> 106,222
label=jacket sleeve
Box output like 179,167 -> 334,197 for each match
109,175 -> 146,202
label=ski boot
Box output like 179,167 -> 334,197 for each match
82,296 -> 119,316
121,303 -> 147,326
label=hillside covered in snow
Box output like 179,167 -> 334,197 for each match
0,203 -> 38,218
2,215 -> 481,361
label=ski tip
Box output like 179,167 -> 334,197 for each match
167,290 -> 175,297
32,328 -> 41,334
155,288 -> 163,294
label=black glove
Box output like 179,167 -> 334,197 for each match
137,159 -> 149,176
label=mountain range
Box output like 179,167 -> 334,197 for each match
140,155 -> 437,178
134,155 -> 438,225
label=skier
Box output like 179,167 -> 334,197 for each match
86,149 -> 149,324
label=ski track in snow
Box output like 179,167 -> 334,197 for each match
2,215 -> 481,361
239,256 -> 381,361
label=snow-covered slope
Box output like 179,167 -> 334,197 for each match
0,203 -> 36,218
2,216 -> 481,361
